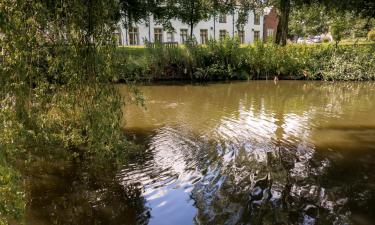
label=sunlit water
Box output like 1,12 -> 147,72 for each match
26,81 -> 375,225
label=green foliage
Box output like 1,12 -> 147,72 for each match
0,159 -> 25,225
0,0 -> 127,159
0,0 -> 138,223
168,0 -> 213,37
146,43 -> 192,79
289,3 -> 329,37
192,37 -> 246,80
289,3 -> 371,40
314,0 -> 375,19
114,49 -> 150,81
368,29 -> 375,41
321,46 -> 375,81
116,40 -> 375,81
329,12 -> 353,45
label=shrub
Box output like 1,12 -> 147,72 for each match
321,45 -> 375,81
194,37 -> 245,80
146,44 -> 192,79
113,50 -> 150,82
116,38 -> 375,81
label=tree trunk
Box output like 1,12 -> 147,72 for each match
190,21 -> 194,39
275,0 -> 291,46
190,0 -> 194,39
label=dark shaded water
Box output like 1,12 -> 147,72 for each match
26,81 -> 375,225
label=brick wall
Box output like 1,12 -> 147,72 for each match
263,7 -> 279,41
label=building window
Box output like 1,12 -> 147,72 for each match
128,27 -> 139,45
219,30 -> 227,40
238,30 -> 245,44
167,32 -> 174,42
267,29 -> 274,38
200,29 -> 208,44
219,13 -> 226,23
254,13 -> 260,25
154,28 -> 163,43
254,30 -> 260,41
180,29 -> 188,43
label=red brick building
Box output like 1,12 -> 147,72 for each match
263,7 -> 279,42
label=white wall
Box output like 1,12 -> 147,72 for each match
119,9 -> 263,46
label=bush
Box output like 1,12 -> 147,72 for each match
192,37 -> 247,80
115,39 -> 375,81
146,44 -> 192,79
368,29 -> 375,41
321,45 -> 375,81
113,49 -> 150,82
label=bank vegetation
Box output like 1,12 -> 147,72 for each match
114,39 -> 375,82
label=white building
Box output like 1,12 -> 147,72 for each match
117,10 -> 264,46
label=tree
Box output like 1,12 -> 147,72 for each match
269,0 -> 321,45
328,11 -> 352,46
235,0 -> 266,31
0,0 -> 138,223
309,0 -> 375,41
317,0 -> 375,19
170,0 -> 213,38
268,0 -> 375,45
234,0 -> 303,45
119,0 -> 173,28
274,0 -> 291,45
289,3 -> 329,38
289,2 -> 374,42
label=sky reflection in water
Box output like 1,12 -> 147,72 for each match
119,81 -> 375,225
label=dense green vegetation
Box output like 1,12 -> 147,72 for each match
268,0 -> 375,45
289,3 -> 375,45
0,158 -> 24,225
0,1 -> 140,224
115,39 -> 375,81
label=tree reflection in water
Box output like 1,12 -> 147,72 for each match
191,143 -> 348,225
25,159 -> 150,225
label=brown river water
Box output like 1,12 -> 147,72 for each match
25,81 -> 375,225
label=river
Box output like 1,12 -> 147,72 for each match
27,81 -> 375,225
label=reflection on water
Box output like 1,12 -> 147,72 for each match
26,81 -> 375,225
24,159 -> 150,225
120,81 -> 375,225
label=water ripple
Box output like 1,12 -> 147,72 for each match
119,81 -> 375,225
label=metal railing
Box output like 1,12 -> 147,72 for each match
146,42 -> 179,48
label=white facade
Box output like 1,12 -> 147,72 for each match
117,10 -> 264,46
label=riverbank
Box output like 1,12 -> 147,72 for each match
113,40 -> 375,82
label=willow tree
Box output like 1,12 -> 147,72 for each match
0,0 -> 135,223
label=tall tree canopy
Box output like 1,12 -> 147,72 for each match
269,0 -> 375,45
166,0 -> 213,38
289,3 -> 329,37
